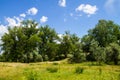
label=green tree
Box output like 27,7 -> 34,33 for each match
1,20 -> 40,62
69,34 -> 85,63
58,31 -> 71,59
105,43 -> 120,65
38,25 -> 58,61
90,40 -> 105,65
89,20 -> 120,47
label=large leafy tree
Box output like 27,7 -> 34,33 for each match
105,43 -> 120,65
90,39 -> 105,65
58,31 -> 85,62
89,20 -> 120,47
81,20 -> 120,63
69,34 -> 85,63
58,31 -> 72,59
1,20 -> 41,62
38,25 -> 58,61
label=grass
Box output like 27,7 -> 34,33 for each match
0,61 -> 120,80
46,67 -> 58,73
75,67 -> 84,74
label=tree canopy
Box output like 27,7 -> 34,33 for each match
0,19 -> 120,65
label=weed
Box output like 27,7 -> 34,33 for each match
75,67 -> 84,74
46,67 -> 58,73
23,68 -> 40,80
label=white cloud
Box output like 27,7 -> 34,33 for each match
6,16 -> 23,27
0,25 -> 8,43
76,4 -> 98,16
58,0 -> 66,7
54,34 -> 63,44
40,16 -> 48,23
6,17 -> 17,27
58,34 -> 63,39
27,7 -> 38,15
0,25 -> 8,36
20,13 -> 26,18
0,25 -> 8,53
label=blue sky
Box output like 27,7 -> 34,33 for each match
0,0 -> 120,38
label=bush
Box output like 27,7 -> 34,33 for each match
105,43 -> 120,65
69,52 -> 86,63
33,50 -> 43,62
23,68 -> 39,80
46,67 -> 58,73
75,67 -> 84,74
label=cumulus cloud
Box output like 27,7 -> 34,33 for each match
58,0 -> 66,7
0,25 -> 8,54
6,16 -> 23,27
76,4 -> 98,16
0,25 -> 8,44
0,25 -> 8,36
20,13 -> 26,18
0,7 -> 39,46
6,17 -> 17,27
40,16 -> 48,23
27,7 -> 38,15
5,7 -> 39,28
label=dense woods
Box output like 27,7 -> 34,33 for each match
0,19 -> 120,65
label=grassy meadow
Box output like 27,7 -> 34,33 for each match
0,60 -> 120,80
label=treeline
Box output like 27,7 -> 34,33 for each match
0,20 -> 120,65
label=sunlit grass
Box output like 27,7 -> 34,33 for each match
0,61 -> 119,80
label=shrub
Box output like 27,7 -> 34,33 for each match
69,52 -> 86,63
23,68 -> 39,80
33,50 -> 43,62
105,43 -> 120,65
46,67 -> 58,73
75,67 -> 84,74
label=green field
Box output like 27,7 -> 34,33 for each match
0,61 -> 120,80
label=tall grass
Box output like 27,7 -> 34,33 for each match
0,62 -> 119,80
75,67 -> 84,74
46,67 -> 58,73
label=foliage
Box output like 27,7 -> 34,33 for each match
90,39 -> 106,65
46,67 -> 58,73
0,19 -> 120,64
105,43 -> 120,65
23,68 -> 40,80
1,20 -> 40,63
75,67 -> 84,74
0,62 -> 120,80
88,20 -> 120,47
81,20 -> 120,64
38,25 -> 59,61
